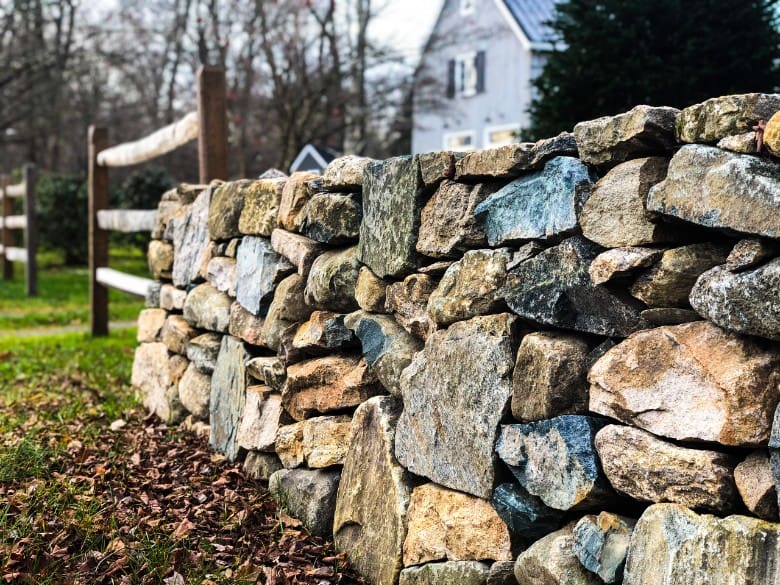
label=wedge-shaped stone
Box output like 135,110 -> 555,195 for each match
270,228 -> 323,276
354,265 -> 389,313
172,187 -> 212,287
676,93 -> 780,143
492,483 -> 565,544
206,256 -> 236,297
238,177 -> 286,236
209,180 -> 249,240
403,483 -> 512,567
726,238 -> 778,272
640,307 -> 700,326
275,422 -> 304,469
178,362 -> 211,420
386,273 -> 438,339
395,314 -> 518,498
303,193 -> 362,245
269,468 -> 340,537
302,415 -> 352,468
588,246 -> 664,285
322,155 -> 373,190
573,105 -> 679,166
505,236 -> 647,337
304,246 -> 361,312
647,144 -> 780,239
573,512 -> 635,584
623,504 -> 780,585
334,397 -> 414,585
160,314 -> 196,355
186,332 -> 222,374
132,343 -> 187,424
209,335 -> 248,461
734,451 -> 778,521
292,311 -> 355,353
183,283 -> 231,333
596,425 -> 738,513
514,524 -> 601,585
589,321 -> 780,446
475,157 -> 592,246
281,355 -> 383,421
277,171 -> 319,232
237,386 -> 284,452
235,236 -> 294,317
400,562 -> 491,585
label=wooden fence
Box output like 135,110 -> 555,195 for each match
88,65 -> 227,336
0,164 -> 38,296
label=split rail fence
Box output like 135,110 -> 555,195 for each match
1,164 -> 38,296
88,65 -> 228,336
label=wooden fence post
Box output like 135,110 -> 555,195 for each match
89,126 -> 109,336
1,175 -> 11,281
23,164 -> 37,296
196,65 -> 228,183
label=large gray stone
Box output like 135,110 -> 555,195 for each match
400,562 -> 491,585
504,236 -> 647,337
572,512 -> 635,584
172,187 -> 212,287
269,468 -> 340,537
514,524 -> 601,585
690,259 -> 780,340
491,483 -> 565,543
209,335 -> 248,462
304,246 -> 361,312
303,193 -> 362,245
646,144 -> 780,239
182,283 -> 231,333
474,157 -> 592,245
359,156 -> 425,279
395,314 -> 518,498
676,93 -> 780,143
235,236 -> 294,317
334,397 -> 414,585
496,416 -> 613,511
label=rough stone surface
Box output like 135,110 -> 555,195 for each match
487,561 -> 517,585
403,483 -> 512,566
160,314 -> 196,355
385,273 -> 438,340
717,132 -> 757,154
496,416 -> 613,511
675,93 -> 780,143
589,321 -> 780,446
153,188 -> 183,241
354,266 -> 389,313
243,451 -> 283,480
183,283 -> 231,333
281,355 -> 382,421
505,236 -> 647,337
275,422 -> 305,469
734,451 -> 778,520
132,343 -> 186,424
137,308 -> 167,343
172,187 -> 212,287
209,180 -> 249,241
629,243 -> 729,308
726,238 -> 778,272
302,415 -> 352,468
399,562 -> 491,585
492,483 -> 565,544
765,109 -> 780,157
475,157 -> 592,245
646,144 -> 780,239
322,155 -> 373,190
416,180 -> 494,258
595,425 -> 738,513
579,157 -> 674,248
572,512 -> 635,584
359,156 -> 425,279
303,193 -> 362,245
511,332 -> 591,423
206,257 -> 236,297
209,336 -> 248,461
418,151 -> 458,186
277,171 -> 319,232
262,274 -> 312,352
238,177 -> 286,237
334,396 -> 414,585
291,311 -> 355,353
237,386 -> 284,453
178,362 -> 211,420
270,229 -> 323,276
344,311 -> 423,396
148,239 -> 174,280
235,236 -> 294,317
159,284 -> 187,311
514,524 -> 601,585
427,248 -> 512,326
589,246 -> 664,285
304,247 -> 361,312
186,332 -> 222,374
269,468 -> 341,537
228,302 -> 266,347
690,259 -> 780,340
622,503 -> 780,585
395,313 -> 518,498
639,307 -> 700,326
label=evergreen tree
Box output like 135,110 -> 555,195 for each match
527,0 -> 780,139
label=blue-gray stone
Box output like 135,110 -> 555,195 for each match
474,156 -> 592,246
504,236 -> 648,337
269,468 -> 341,537
209,335 -> 248,462
492,483 -> 565,542
573,512 -> 636,584
496,415 -> 613,511
235,236 -> 294,317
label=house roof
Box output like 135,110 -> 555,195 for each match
502,0 -> 560,44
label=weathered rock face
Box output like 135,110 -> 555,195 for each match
183,283 -> 232,333
160,315 -> 196,355
416,180 -> 493,258
303,193 -> 362,245
178,362 -> 211,420
236,386 -> 284,452
243,451 -> 283,480
595,425 -> 738,513
209,180 -> 249,241
153,188 -> 183,241
475,157 -> 592,245
487,561 -> 517,585
302,415 -> 352,468
427,248 -> 511,326
496,416 -> 613,511
228,302 -> 266,347
385,273 -> 438,340
159,284 -> 187,311
395,314 -> 518,498
359,156 -> 425,279
206,257 -> 236,297
572,512 -> 635,584
246,356 -> 285,387
269,468 -> 341,537
588,246 -> 664,285
400,562 -> 491,585
622,503 -> 780,585
172,187 -> 212,287
291,311 -> 355,353
511,332 -> 591,423
765,109 -> 780,156
322,155 -> 373,190
304,247 -> 361,313
277,171 -> 319,232
132,343 -> 186,424
734,451 -> 778,520
403,483 -> 513,567
275,422 -> 305,469
334,397 -> 414,585
235,236 -> 294,317
505,236 -> 647,337
640,307 -> 700,326
418,151 -> 458,187
690,259 -> 780,341
147,240 -> 174,280
573,105 -> 679,166
270,229 -> 323,276
262,274 -> 312,351
354,266 -> 389,313
579,157 -> 673,248
491,483 -> 565,543
675,93 -> 780,143
629,243 -> 730,308
281,355 -> 383,421
137,308 -> 167,343
186,332 -> 222,374
717,132 -> 758,154
209,336 -> 248,461
514,524 -> 601,585
726,238 -> 778,272
646,144 -> 780,239
238,178 -> 286,237
589,321 -> 780,446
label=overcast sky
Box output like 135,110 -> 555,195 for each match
370,0 -> 444,64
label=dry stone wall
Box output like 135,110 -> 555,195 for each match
133,93 -> 780,584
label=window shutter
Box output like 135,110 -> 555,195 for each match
475,50 -> 486,94
447,59 -> 456,99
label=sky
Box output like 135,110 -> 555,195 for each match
370,0 -> 445,64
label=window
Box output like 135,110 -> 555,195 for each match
484,124 -> 522,148
460,0 -> 476,16
447,51 -> 485,98
443,130 -> 476,151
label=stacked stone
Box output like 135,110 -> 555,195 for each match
132,93 -> 780,585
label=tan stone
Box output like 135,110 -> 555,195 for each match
277,171 -> 319,232
275,422 -> 305,468
403,483 -> 512,567
292,311 -> 354,352
178,362 -> 211,420
270,228 -> 323,276
717,132 -> 757,154
734,450 -> 778,520
322,155 -> 374,190
183,283 -> 231,333
137,308 -> 167,343
131,343 -> 186,423
386,273 -> 438,339
246,356 -> 281,383
726,238 -> 779,272
159,284 -> 187,311
237,386 -> 285,452
238,177 -> 287,236
764,109 -> 780,157
228,302 -> 266,347
355,266 -> 389,313
148,240 -> 174,280
262,274 -> 312,351
514,523 -> 600,585
160,314 -> 196,355
588,247 -> 664,285
302,415 -> 352,468
676,93 -> 780,143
